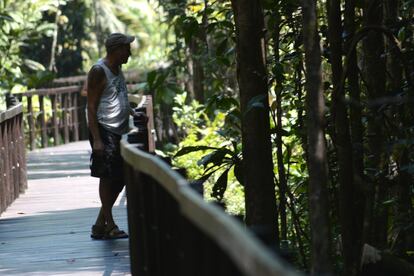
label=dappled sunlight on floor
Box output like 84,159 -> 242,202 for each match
0,141 -> 130,275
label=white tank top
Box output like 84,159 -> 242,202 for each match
95,59 -> 130,135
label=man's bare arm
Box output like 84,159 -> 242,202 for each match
87,65 -> 106,152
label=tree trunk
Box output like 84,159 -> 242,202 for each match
328,0 -> 364,274
272,5 -> 287,242
93,0 -> 102,57
345,0 -> 364,180
384,0 -> 412,255
189,36 -> 205,103
230,0 -> 278,247
301,0 -> 333,274
49,3 -> 61,72
362,0 -> 388,249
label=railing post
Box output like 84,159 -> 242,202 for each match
51,95 -> 60,146
11,115 -> 19,200
145,95 -> 155,153
125,164 -> 149,276
78,93 -> 88,140
72,92 -> 79,141
5,117 -> 12,206
27,96 -> 36,150
0,121 -> 5,213
17,113 -> 27,192
62,93 -> 69,144
39,95 -> 48,148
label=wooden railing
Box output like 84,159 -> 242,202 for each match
19,85 -> 86,150
122,95 -> 300,276
0,104 -> 27,214
18,71 -> 144,150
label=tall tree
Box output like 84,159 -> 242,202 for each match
362,0 -> 388,248
384,0 -> 412,255
188,0 -> 208,104
327,0 -> 364,274
301,0 -> 333,274
230,0 -> 278,245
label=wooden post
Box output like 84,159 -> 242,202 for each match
72,92 -> 79,141
0,122 -> 5,213
62,93 -> 70,144
67,93 -> 72,142
11,116 -> 19,200
39,95 -> 48,148
17,113 -> 27,192
51,95 -> 59,146
4,118 -> 11,206
145,95 -> 156,153
27,96 -> 36,150
78,94 -> 88,140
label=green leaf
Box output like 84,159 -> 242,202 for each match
0,13 -> 14,22
196,170 -> 216,184
24,59 -> 45,71
211,168 -> 230,201
197,149 -> 231,168
174,145 -> 219,157
216,38 -> 228,56
233,159 -> 244,186
147,70 -> 157,87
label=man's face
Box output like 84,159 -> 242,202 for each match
116,44 -> 132,64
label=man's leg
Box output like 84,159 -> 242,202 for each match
95,177 -> 123,228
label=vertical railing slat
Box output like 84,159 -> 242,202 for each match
39,95 -> 48,148
27,96 -> 36,150
51,95 -> 59,146
72,93 -> 79,141
63,93 -> 70,144
0,122 -> 6,213
5,118 -> 12,206
17,113 -> 27,192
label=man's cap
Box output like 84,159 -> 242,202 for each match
105,33 -> 135,52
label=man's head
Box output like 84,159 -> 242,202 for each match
105,33 -> 135,64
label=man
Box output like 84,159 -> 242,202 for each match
87,33 -> 135,239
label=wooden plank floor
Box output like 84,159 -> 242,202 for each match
0,141 -> 131,275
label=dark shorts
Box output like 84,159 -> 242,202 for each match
89,125 -> 124,180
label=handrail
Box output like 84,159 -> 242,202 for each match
0,103 -> 27,214
18,85 -> 85,150
121,95 -> 300,276
21,85 -> 81,96
0,104 -> 22,123
128,94 -> 156,153
121,142 -> 299,276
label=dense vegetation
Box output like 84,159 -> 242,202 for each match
1,0 -> 413,274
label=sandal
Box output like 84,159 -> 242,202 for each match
91,224 -> 106,240
104,225 -> 128,239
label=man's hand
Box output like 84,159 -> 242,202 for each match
133,111 -> 149,125
93,139 -> 105,154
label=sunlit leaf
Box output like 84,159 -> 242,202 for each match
174,145 -> 219,157
24,59 -> 46,71
211,168 -> 230,201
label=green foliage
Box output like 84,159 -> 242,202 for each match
0,0 -> 56,108
170,92 -> 245,215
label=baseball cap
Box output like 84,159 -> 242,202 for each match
105,33 -> 135,52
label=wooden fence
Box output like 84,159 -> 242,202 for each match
122,95 -> 300,276
18,71 -> 144,150
0,104 -> 27,214
19,85 -> 85,150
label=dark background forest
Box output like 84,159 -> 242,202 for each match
0,0 -> 413,275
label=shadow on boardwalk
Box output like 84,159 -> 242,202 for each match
0,141 -> 130,276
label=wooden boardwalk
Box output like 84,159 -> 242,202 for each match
0,141 -> 131,275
